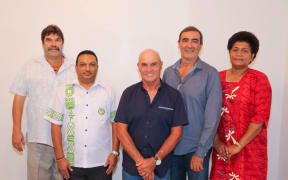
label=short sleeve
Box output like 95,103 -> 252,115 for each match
250,74 -> 272,127
172,92 -> 188,127
109,88 -> 118,122
114,89 -> 129,124
44,86 -> 65,125
10,64 -> 29,96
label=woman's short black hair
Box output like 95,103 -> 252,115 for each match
227,31 -> 259,59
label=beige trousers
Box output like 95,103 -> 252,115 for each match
27,142 -> 63,180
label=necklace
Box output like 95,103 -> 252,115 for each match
50,57 -> 63,73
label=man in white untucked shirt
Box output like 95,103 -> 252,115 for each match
10,24 -> 76,180
45,50 -> 119,180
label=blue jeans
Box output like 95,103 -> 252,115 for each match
122,169 -> 170,180
171,148 -> 212,180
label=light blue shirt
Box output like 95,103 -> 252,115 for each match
10,56 -> 76,146
163,58 -> 222,158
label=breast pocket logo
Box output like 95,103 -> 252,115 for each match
98,108 -> 105,116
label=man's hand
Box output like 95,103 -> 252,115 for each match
12,129 -> 25,152
57,158 -> 72,179
137,157 -> 156,180
190,155 -> 204,172
143,171 -> 155,180
104,153 -> 118,174
12,95 -> 26,152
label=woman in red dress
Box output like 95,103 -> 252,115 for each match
210,31 -> 272,180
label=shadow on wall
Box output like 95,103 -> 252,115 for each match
278,50 -> 288,180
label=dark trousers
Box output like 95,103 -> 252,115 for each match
69,166 -> 112,180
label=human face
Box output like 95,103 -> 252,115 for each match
178,31 -> 202,61
229,41 -> 254,70
76,54 -> 98,84
42,33 -> 63,59
138,51 -> 162,85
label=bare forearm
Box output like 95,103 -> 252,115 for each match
213,133 -> 222,147
12,95 -> 26,131
51,124 -> 64,158
238,122 -> 264,148
116,123 -> 143,163
156,126 -> 182,160
112,122 -> 120,152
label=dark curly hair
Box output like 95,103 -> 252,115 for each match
227,31 -> 259,59
41,24 -> 64,44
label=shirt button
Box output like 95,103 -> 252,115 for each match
145,135 -> 148,139
86,104 -> 88,107
86,92 -> 88,94
86,116 -> 88,119
84,145 -> 87,147
85,129 -> 88,132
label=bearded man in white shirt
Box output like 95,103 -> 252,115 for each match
45,50 -> 119,180
11,24 -> 76,180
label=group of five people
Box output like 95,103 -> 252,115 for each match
11,24 -> 272,180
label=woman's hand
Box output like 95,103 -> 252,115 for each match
227,144 -> 242,158
214,139 -> 229,160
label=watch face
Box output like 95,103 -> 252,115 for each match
155,157 -> 162,165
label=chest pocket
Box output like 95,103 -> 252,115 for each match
153,105 -> 174,126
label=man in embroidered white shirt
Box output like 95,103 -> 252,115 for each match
45,50 -> 119,180
10,24 -> 76,180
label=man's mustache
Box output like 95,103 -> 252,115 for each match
48,46 -> 60,51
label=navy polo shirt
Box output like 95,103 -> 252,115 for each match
115,81 -> 188,178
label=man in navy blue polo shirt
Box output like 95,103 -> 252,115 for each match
115,49 -> 188,180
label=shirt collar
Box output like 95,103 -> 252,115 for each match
139,79 -> 164,92
72,78 -> 103,90
172,57 -> 204,71
36,54 -> 75,72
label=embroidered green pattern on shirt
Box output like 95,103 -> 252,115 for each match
46,108 -> 64,122
65,85 -> 74,97
110,110 -> 116,119
65,84 -> 75,110
65,97 -> 75,110
64,84 -> 75,167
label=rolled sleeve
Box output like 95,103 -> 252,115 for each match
114,89 -> 128,124
195,70 -> 222,158
172,93 -> 188,127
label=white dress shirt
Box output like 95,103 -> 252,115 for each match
10,56 -> 76,146
45,79 -> 117,168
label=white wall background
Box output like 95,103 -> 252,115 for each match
1,0 -> 287,179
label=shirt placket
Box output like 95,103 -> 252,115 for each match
83,89 -> 90,165
144,91 -> 151,143
177,66 -> 196,90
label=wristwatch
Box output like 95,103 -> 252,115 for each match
111,151 -> 120,156
154,156 -> 162,166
